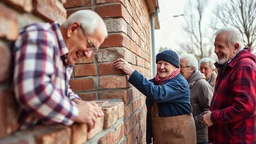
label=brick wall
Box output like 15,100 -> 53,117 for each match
0,0 -> 155,143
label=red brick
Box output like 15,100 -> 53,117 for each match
100,33 -> 129,48
0,3 -> 18,40
115,122 -> 124,143
98,62 -> 123,75
124,102 -> 133,120
96,0 -> 123,5
104,18 -> 128,34
99,76 -> 128,89
64,0 -> 91,8
69,78 -> 95,91
0,88 -> 19,138
99,90 -> 131,104
95,3 -> 130,23
71,123 -> 87,144
0,42 -> 11,82
4,0 -> 32,12
96,48 -> 136,65
126,123 -> 139,144
34,0 -> 67,24
35,125 -> 71,144
78,92 -> 97,101
75,56 -> 94,64
101,102 -> 124,127
87,116 -> 103,139
101,103 -> 119,129
124,114 -> 136,134
98,131 -> 114,144
74,64 -> 96,77
0,133 -> 34,144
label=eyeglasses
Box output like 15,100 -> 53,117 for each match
80,26 -> 98,53
180,65 -> 191,68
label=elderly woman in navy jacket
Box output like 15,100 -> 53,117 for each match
113,50 -> 196,144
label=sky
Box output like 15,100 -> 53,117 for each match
155,0 -> 221,55
155,0 -> 185,53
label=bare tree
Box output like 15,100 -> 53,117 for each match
213,0 -> 256,48
181,0 -> 212,59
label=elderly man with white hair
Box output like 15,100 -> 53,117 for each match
180,53 -> 213,144
199,57 -> 217,87
13,10 -> 107,130
201,27 -> 256,143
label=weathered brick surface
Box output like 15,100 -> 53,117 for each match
74,64 -> 96,77
126,123 -> 139,144
0,125 -> 71,144
115,122 -> 124,143
0,42 -> 11,82
69,78 -> 95,92
0,133 -> 35,144
96,0 -> 125,6
34,0 -> 67,24
98,130 -> 114,144
124,113 -> 136,134
71,123 -> 87,144
0,3 -> 19,40
0,88 -> 19,138
98,62 -> 124,75
99,89 -> 131,104
95,3 -> 130,24
99,76 -> 128,89
78,92 -> 97,101
101,102 -> 124,129
104,18 -> 127,34
99,48 -> 136,65
75,56 -> 94,64
100,33 -> 129,48
4,0 -> 32,12
87,116 -> 103,139
64,0 -> 91,8
35,125 -> 71,144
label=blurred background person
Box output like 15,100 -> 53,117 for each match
180,54 -> 213,144
199,58 -> 217,87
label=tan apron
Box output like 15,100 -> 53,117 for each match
151,102 -> 196,144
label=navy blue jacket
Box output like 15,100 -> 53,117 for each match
128,70 -> 191,144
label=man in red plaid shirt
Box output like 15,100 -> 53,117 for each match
202,28 -> 256,143
13,10 -> 107,131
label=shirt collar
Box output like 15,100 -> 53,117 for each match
51,22 -> 69,56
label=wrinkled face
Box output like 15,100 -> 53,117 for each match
200,62 -> 214,80
156,60 -> 176,79
65,22 -> 105,65
214,32 -> 239,64
180,58 -> 194,79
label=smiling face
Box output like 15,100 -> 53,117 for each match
156,60 -> 176,79
63,22 -> 105,65
214,32 -> 239,64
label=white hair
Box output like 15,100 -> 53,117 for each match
199,57 -> 216,69
215,28 -> 243,50
62,10 -> 108,38
180,54 -> 199,72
